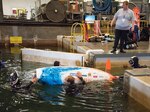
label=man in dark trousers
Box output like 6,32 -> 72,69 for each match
110,1 -> 136,53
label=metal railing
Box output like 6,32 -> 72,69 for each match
100,20 -> 149,35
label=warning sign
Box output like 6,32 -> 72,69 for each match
10,36 -> 22,44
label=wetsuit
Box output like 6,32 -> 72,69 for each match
65,77 -> 85,96
129,56 -> 147,68
10,79 -> 34,93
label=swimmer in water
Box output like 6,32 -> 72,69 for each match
9,61 -> 61,91
9,70 -> 37,93
9,70 -> 86,96
54,61 -> 60,66
65,71 -> 86,96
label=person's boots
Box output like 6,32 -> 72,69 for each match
120,49 -> 126,53
111,49 -> 116,53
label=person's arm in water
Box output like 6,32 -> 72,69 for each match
22,76 -> 38,90
76,72 -> 85,85
11,76 -> 38,91
78,77 -> 85,85
10,71 -> 38,92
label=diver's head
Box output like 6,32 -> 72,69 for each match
9,71 -> 19,86
66,75 -> 75,84
129,56 -> 139,68
54,61 -> 60,66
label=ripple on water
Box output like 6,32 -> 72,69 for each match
1,48 -> 150,112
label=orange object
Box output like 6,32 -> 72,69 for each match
105,58 -> 111,72
83,23 -> 89,41
105,58 -> 119,81
132,7 -> 140,27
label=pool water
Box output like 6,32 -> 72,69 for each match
0,48 -> 149,112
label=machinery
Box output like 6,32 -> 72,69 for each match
35,0 -> 112,23
36,0 -> 66,22
66,0 -> 83,22
93,0 -> 112,14
34,0 -> 148,24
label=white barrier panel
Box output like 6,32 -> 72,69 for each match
124,68 -> 150,110
21,48 -> 85,66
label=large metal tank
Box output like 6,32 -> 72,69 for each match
37,0 -> 66,22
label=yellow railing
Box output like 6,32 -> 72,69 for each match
69,20 -> 149,51
70,22 -> 84,52
100,20 -> 149,35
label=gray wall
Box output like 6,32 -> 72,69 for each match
0,25 -> 72,40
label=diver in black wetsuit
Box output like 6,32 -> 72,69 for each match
129,56 -> 147,68
9,71 -> 37,93
116,56 -> 147,84
54,61 -> 60,66
9,61 -> 60,92
65,72 -> 86,96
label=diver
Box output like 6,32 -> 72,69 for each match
115,56 -> 147,86
54,61 -> 60,66
9,69 -> 86,96
65,72 -> 86,96
9,61 -> 61,91
9,70 -> 37,93
129,56 -> 147,68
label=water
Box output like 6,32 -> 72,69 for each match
0,47 -> 150,112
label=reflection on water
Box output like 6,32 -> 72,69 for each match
0,48 -> 150,112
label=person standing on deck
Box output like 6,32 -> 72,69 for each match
110,1 -> 136,53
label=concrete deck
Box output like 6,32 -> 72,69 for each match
58,36 -> 150,68
61,37 -> 150,54
124,68 -> 150,110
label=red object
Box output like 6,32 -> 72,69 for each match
83,23 -> 89,41
132,7 -> 140,27
12,9 -> 17,14
105,58 -> 111,72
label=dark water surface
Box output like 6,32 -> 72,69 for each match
0,47 -> 149,112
